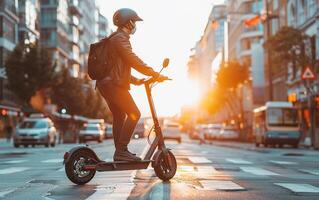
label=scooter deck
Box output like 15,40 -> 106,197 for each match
84,160 -> 153,171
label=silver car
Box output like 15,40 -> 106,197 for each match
14,117 -> 57,148
79,123 -> 104,143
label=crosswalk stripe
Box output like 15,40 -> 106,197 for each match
178,165 -> 195,172
299,169 -> 319,176
4,160 -> 27,164
188,156 -> 212,164
240,167 -> 279,176
226,158 -> 252,164
270,160 -> 297,165
199,180 -> 245,191
0,167 -> 29,175
0,189 -> 15,198
275,183 -> 319,193
197,166 -> 217,173
41,159 -> 64,163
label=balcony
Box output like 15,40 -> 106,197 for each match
69,0 -> 82,17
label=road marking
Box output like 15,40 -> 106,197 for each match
199,180 -> 245,191
240,167 -> 279,176
299,169 -> 319,176
197,166 -> 217,173
179,165 -> 195,172
86,143 -> 148,200
275,183 -> 319,193
0,189 -> 15,198
4,160 -> 27,164
57,167 -> 64,172
270,160 -> 297,165
226,158 -> 252,164
41,159 -> 64,163
188,156 -> 212,164
0,167 -> 29,175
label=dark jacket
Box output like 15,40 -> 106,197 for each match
105,29 -> 158,89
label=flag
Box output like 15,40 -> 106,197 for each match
243,15 -> 261,27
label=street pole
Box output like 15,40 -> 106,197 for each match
306,80 -> 315,148
265,0 -> 273,101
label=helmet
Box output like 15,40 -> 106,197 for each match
113,8 -> 143,27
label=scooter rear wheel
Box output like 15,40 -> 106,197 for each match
154,150 -> 177,181
65,149 -> 96,185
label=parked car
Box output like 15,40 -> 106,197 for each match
79,123 -> 104,143
218,126 -> 239,140
163,122 -> 182,143
104,123 -> 113,139
204,124 -> 223,140
87,119 -> 105,131
189,124 -> 204,140
14,116 -> 57,148
133,119 -> 145,139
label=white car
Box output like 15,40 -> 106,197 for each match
219,126 -> 239,140
104,123 -> 113,139
14,116 -> 57,148
163,122 -> 182,143
79,123 -> 104,143
204,124 -> 223,140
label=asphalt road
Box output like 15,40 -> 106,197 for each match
0,136 -> 319,200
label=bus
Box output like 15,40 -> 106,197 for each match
253,101 -> 300,148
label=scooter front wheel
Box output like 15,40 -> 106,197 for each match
154,150 -> 177,181
65,149 -> 96,185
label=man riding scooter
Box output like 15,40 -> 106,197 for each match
97,8 -> 168,162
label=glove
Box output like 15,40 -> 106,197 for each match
157,75 -> 169,82
134,78 -> 145,86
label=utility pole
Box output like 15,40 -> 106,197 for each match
265,0 -> 273,101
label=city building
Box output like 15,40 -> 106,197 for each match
187,5 -> 226,94
40,0 -> 71,72
284,0 -> 319,143
18,0 -> 40,44
0,0 -> 21,138
263,0 -> 288,102
78,0 -> 98,78
97,10 -> 109,40
219,0 -> 264,137
68,0 -> 82,77
0,1 -> 19,101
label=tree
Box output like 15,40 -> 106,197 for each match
51,69 -> 87,116
264,26 -> 311,75
216,60 -> 249,90
51,69 -> 110,120
5,42 -> 57,105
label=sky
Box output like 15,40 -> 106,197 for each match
97,0 -> 225,117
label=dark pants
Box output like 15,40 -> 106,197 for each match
98,82 -> 141,151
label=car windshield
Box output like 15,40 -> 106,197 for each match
19,121 -> 47,129
85,126 -> 99,130
267,108 -> 298,127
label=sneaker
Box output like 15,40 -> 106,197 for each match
113,150 -> 141,162
125,148 -> 136,156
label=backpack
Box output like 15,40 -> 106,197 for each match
87,33 -> 116,80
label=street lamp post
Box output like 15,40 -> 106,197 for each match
265,0 -> 273,101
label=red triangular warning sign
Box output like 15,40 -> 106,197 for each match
301,66 -> 316,80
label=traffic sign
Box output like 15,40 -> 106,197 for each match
0,67 -> 7,79
301,66 -> 316,80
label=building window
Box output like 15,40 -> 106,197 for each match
272,0 -> 278,10
1,17 -> 16,43
271,18 -> 279,35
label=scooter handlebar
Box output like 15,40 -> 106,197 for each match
142,76 -> 172,85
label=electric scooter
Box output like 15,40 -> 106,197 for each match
63,58 -> 177,185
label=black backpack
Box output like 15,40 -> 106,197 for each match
88,33 -> 116,80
